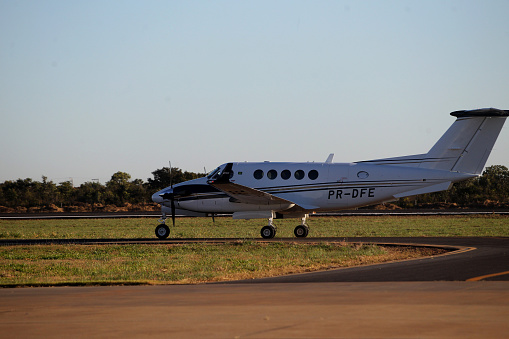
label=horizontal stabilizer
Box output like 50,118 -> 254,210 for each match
393,182 -> 453,198
451,108 -> 509,117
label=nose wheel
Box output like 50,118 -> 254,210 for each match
155,224 -> 170,239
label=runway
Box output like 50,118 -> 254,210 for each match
1,236 -> 508,337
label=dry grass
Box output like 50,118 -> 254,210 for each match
0,242 -> 445,286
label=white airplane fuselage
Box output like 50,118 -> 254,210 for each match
152,162 -> 475,216
151,108 -> 508,239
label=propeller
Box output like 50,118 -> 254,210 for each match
159,161 -> 176,227
170,193 -> 176,227
169,161 -> 175,227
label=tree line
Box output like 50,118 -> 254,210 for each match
0,167 -> 202,212
398,165 -> 509,209
0,165 -> 507,213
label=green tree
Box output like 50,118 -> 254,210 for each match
106,172 -> 132,205
478,165 -> 509,202
1,179 -> 36,207
57,181 -> 75,206
129,178 -> 149,203
147,167 -> 203,191
75,181 -> 105,205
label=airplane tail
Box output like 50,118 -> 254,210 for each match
357,108 -> 508,175
419,108 -> 508,174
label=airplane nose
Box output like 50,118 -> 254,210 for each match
151,191 -> 163,204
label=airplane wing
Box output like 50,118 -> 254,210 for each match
207,163 -> 296,206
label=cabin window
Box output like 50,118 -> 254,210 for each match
308,170 -> 319,180
281,170 -> 291,180
295,170 -> 305,180
267,169 -> 277,180
254,169 -> 264,180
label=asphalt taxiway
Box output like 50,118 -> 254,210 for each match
242,236 -> 509,282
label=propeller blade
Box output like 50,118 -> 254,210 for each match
170,194 -> 176,227
169,161 -> 173,189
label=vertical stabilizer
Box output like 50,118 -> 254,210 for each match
420,108 -> 508,174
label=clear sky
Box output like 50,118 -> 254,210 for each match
1,0 -> 508,186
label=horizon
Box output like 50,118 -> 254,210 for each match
2,1 -> 508,186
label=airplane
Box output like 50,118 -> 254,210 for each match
152,108 -> 508,239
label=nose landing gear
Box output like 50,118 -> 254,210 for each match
155,212 -> 170,239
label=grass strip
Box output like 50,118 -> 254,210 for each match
0,242 -> 444,287
1,215 -> 508,239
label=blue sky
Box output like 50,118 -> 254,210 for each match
1,0 -> 508,186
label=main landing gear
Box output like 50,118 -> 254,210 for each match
260,214 -> 310,239
294,224 -> 309,238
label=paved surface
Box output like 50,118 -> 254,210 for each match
1,282 -> 508,338
2,236 -> 508,282
1,236 -> 509,338
241,237 -> 509,283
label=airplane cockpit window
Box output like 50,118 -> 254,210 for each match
267,170 -> 277,180
308,170 -> 319,180
254,169 -> 264,180
294,170 -> 305,180
210,168 -> 234,180
281,170 -> 291,180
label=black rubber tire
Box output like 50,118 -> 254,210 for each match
260,225 -> 276,239
294,225 -> 309,238
155,224 -> 170,239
